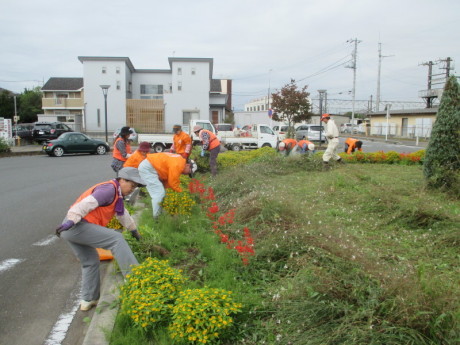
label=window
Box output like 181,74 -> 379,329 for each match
178,82 -> 182,91
178,67 -> 182,75
102,67 -> 107,74
117,81 -> 121,90
116,67 -> 120,74
260,126 -> 274,135
140,84 -> 164,99
191,68 -> 196,75
54,93 -> 68,105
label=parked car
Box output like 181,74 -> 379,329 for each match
42,132 -> 110,157
113,127 -> 138,142
272,125 -> 295,140
295,124 -> 327,142
12,123 -> 34,140
340,123 -> 353,133
32,121 -> 73,143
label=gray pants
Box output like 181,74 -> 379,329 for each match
61,221 -> 138,301
209,145 -> 220,177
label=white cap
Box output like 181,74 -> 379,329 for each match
308,143 -> 315,151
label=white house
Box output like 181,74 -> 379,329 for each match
78,56 -> 230,137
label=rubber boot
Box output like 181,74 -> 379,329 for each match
337,158 -> 345,164
322,161 -> 330,171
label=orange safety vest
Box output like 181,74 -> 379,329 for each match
200,129 -> 220,151
345,138 -> 362,154
145,152 -> 186,192
297,140 -> 313,149
123,150 -> 147,168
282,138 -> 298,150
172,131 -> 192,155
72,180 -> 120,227
112,138 -> 132,162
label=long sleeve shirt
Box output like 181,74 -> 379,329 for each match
325,119 -> 339,139
66,182 -> 136,230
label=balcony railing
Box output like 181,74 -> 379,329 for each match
42,98 -> 84,108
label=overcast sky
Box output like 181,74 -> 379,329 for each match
1,0 -> 458,112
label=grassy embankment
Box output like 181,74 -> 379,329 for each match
112,153 -> 459,345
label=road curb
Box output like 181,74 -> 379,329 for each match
82,262 -> 123,345
0,150 -> 43,158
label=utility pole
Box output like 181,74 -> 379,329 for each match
376,42 -> 394,112
346,38 -> 361,129
268,69 -> 272,127
318,89 -> 326,143
420,61 -> 435,108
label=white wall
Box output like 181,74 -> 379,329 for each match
234,111 -> 283,128
167,61 -> 210,129
82,60 -> 128,133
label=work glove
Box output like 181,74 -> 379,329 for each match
130,229 -> 141,241
200,150 -> 206,157
56,220 -> 75,237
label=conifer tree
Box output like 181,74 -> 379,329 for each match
423,76 -> 460,194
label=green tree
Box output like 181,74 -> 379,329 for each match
423,76 -> 460,194
271,79 -> 312,138
18,87 -> 42,123
0,89 -> 15,120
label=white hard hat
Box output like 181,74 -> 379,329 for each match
279,142 -> 286,148
308,143 -> 315,151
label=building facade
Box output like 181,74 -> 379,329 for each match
368,108 -> 437,138
77,56 -> 230,137
40,78 -> 84,131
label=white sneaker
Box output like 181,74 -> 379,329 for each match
80,300 -> 98,311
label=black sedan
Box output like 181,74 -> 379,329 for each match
42,132 -> 110,157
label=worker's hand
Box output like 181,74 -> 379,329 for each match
200,150 -> 206,157
180,153 -> 188,159
56,220 -> 75,237
130,229 -> 141,241
126,153 -> 132,158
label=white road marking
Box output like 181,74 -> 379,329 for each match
0,258 -> 25,273
32,235 -> 58,246
44,285 -> 82,345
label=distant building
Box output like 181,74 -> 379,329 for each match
41,77 -> 84,132
368,107 -> 438,138
78,56 -> 231,137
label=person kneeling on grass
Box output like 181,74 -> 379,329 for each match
55,167 -> 145,311
138,152 -> 197,218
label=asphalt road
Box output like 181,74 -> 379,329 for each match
0,153 -> 114,345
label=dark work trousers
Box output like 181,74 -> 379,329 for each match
209,145 -> 220,177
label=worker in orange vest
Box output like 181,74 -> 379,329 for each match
278,138 -> 298,156
55,167 -> 145,311
138,153 -> 198,217
297,139 -> 315,154
344,137 -> 363,154
193,125 -> 221,177
123,141 -> 151,168
170,124 -> 192,159
111,127 -> 133,175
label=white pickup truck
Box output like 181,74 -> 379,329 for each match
137,120 -> 216,153
221,124 -> 278,151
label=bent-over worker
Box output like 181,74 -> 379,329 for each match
193,125 -> 221,177
344,137 -> 363,154
56,167 -> 145,311
138,153 -> 197,217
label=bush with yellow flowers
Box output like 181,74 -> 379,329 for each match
161,188 -> 196,216
120,257 -> 187,330
169,287 -> 243,344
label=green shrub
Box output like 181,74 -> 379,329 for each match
169,287 -> 243,344
424,76 -> 460,193
0,137 -> 11,153
120,258 -> 187,330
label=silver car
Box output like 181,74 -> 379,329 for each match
295,124 -> 327,142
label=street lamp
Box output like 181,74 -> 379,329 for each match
100,85 -> 110,142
